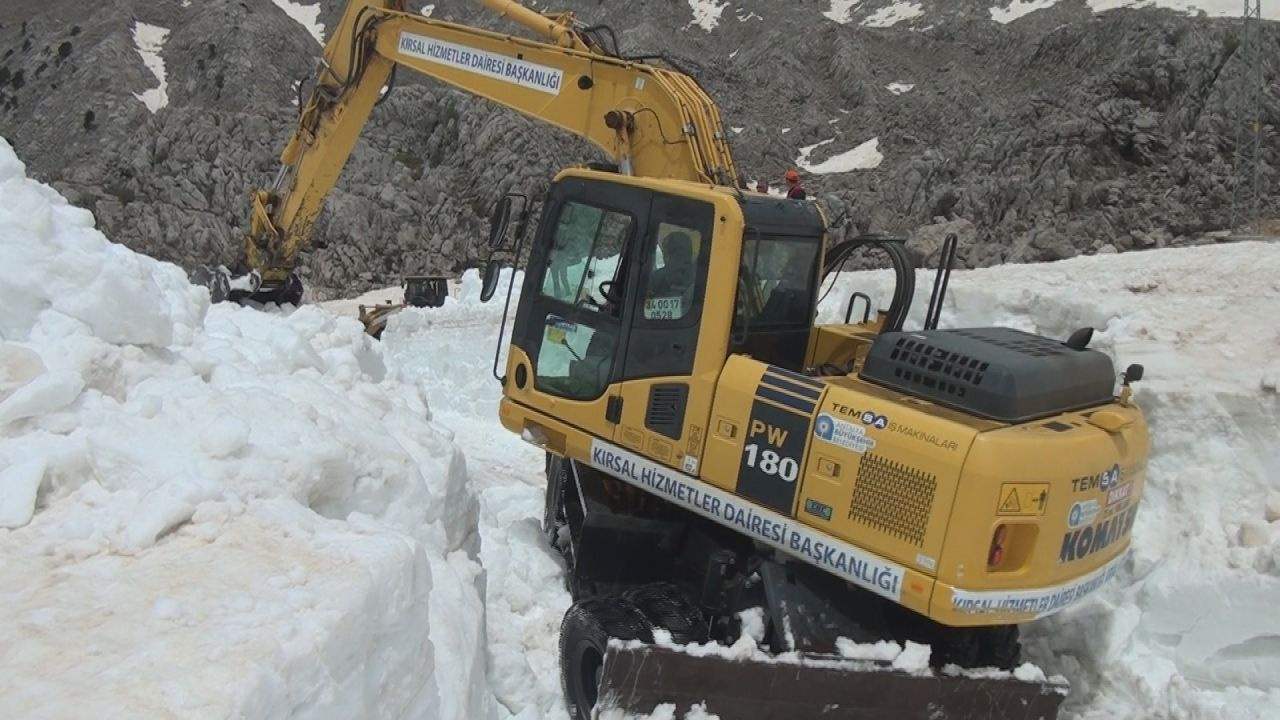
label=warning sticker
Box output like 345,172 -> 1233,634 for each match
996,483 -> 1049,517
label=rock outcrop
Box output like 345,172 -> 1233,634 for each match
1,0 -> 1275,298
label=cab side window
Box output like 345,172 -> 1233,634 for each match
533,201 -> 634,400
539,201 -> 632,312
619,195 -> 714,380
641,222 -> 707,323
736,236 -> 819,327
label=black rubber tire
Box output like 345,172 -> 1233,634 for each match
620,583 -> 709,645
560,596 -> 653,720
976,625 -> 1022,670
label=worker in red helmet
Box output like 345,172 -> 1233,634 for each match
784,169 -> 806,200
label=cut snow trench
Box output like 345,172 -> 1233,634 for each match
0,135 -> 493,719
130,22 -> 169,113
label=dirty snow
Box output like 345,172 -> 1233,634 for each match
796,136 -> 883,173
685,0 -> 729,32
271,0 -> 326,45
886,81 -> 915,94
4,125 -> 1280,720
130,22 -> 170,113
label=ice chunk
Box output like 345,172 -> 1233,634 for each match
0,459 -> 46,528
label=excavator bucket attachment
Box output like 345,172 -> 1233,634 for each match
189,265 -> 302,306
595,644 -> 1068,719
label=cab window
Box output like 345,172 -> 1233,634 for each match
539,201 -> 632,311
641,222 -> 708,322
533,200 -> 634,400
736,235 -> 819,327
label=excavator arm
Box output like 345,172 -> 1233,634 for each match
199,0 -> 739,303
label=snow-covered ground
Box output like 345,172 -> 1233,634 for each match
2,132 -> 1279,720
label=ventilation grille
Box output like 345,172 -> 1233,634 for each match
953,327 -> 1068,358
848,454 -> 937,547
645,384 -> 688,440
887,336 -> 989,399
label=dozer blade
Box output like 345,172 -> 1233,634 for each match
596,645 -> 1067,719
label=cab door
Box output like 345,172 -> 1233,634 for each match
608,193 -> 722,474
508,176 -> 651,440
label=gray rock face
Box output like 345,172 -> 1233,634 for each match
1,0 -> 1276,299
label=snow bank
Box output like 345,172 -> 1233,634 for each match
131,22 -> 170,113
0,136 -> 492,719
821,241 -> 1280,718
374,269 -> 581,720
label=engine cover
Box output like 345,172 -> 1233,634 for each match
858,327 -> 1117,423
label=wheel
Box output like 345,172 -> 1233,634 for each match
975,625 -> 1021,670
559,596 -> 653,720
620,583 -> 708,645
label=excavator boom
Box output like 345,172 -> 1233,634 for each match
198,0 -> 737,303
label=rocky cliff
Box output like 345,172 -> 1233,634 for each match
1,0 -> 1276,298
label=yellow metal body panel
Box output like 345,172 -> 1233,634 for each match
504,286 -> 1150,627
804,319 -> 885,371
792,375 -> 984,580
608,189 -> 741,472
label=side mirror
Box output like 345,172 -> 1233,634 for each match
1124,363 -> 1144,384
480,257 -> 502,303
488,196 -> 513,249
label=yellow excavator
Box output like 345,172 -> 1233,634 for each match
196,1 -> 1150,717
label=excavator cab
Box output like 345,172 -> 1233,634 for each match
497,169 -> 826,466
